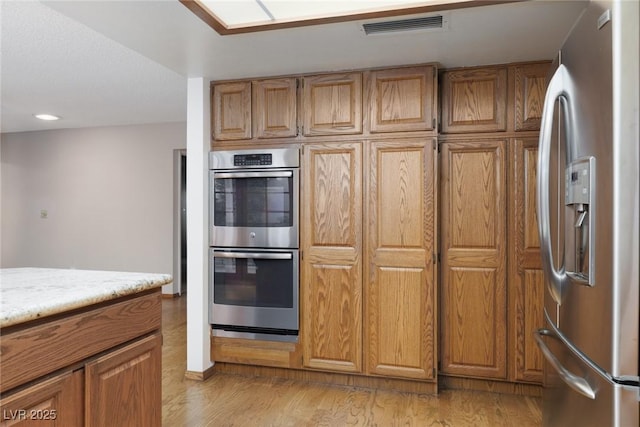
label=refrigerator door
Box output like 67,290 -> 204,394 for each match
536,310 -> 638,426
537,0 -> 639,426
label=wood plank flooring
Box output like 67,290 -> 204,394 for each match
162,296 -> 542,426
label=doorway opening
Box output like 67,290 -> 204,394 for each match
173,149 -> 187,295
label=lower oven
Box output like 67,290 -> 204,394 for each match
208,248 -> 299,342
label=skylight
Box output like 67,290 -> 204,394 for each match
180,0 -> 493,35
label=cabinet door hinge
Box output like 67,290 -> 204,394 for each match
300,250 -> 304,261
296,79 -> 300,89
432,118 -> 437,129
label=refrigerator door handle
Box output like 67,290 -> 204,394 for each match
535,328 -> 597,400
537,63 -> 573,304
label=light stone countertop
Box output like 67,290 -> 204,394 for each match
0,268 -> 172,328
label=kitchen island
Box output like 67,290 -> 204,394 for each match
0,268 -> 171,426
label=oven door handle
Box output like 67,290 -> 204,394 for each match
213,171 -> 293,179
213,251 -> 293,260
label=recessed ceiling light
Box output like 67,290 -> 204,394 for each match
34,114 -> 61,121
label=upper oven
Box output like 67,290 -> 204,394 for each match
209,148 -> 300,249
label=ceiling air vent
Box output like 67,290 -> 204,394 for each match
363,15 -> 445,35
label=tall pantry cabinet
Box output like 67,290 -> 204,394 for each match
365,138 -> 436,380
301,142 -> 364,373
301,65 -> 438,382
439,62 -> 549,384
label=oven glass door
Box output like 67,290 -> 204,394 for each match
209,249 -> 299,332
211,169 -> 298,248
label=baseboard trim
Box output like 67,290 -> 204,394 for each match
184,364 -> 216,381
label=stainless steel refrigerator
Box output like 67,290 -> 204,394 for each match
535,0 -> 639,426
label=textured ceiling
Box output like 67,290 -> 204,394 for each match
1,1 -> 587,134
1,1 -> 187,134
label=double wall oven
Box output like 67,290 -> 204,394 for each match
209,148 -> 299,342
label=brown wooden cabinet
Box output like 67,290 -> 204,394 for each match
440,139 -> 508,379
85,333 -> 161,427
512,63 -> 550,132
439,62 -> 549,388
212,81 -> 252,140
302,73 -> 362,136
212,78 -> 298,141
0,370 -> 83,426
301,142 -> 363,373
365,139 -> 437,380
300,139 -> 437,382
509,138 -> 544,383
441,67 -> 508,134
0,291 -> 162,426
253,78 -> 298,139
441,62 -> 549,135
368,66 -> 437,133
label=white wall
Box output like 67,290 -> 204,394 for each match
1,122 -> 186,287
185,77 -> 213,374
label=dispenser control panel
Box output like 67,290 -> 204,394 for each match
564,157 -> 595,286
565,160 -> 591,205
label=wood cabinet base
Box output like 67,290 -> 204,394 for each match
212,362 -> 438,395
211,336 -> 303,369
0,290 -> 162,427
439,375 -> 542,397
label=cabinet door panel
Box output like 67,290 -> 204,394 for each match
0,370 -> 83,427
513,63 -> 550,131
369,67 -> 436,133
509,138 -> 544,383
212,81 -> 252,140
85,333 -> 161,427
304,263 -> 361,372
441,68 -> 507,133
367,140 -> 436,380
254,78 -> 297,139
441,140 -> 507,379
302,73 -> 362,136
301,143 -> 362,372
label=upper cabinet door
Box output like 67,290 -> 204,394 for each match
254,78 -> 298,139
302,73 -> 362,136
441,67 -> 507,133
212,81 -> 252,140
369,66 -> 437,133
512,63 -> 550,131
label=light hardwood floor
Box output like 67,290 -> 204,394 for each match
162,296 -> 542,427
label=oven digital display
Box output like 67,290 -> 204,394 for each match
234,153 -> 272,166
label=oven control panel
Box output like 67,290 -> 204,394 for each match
234,153 -> 272,167
210,148 -> 299,170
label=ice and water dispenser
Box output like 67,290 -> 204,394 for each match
565,157 -> 595,286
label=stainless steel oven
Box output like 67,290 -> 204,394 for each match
209,148 -> 299,249
208,148 -> 300,342
209,248 -> 298,341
